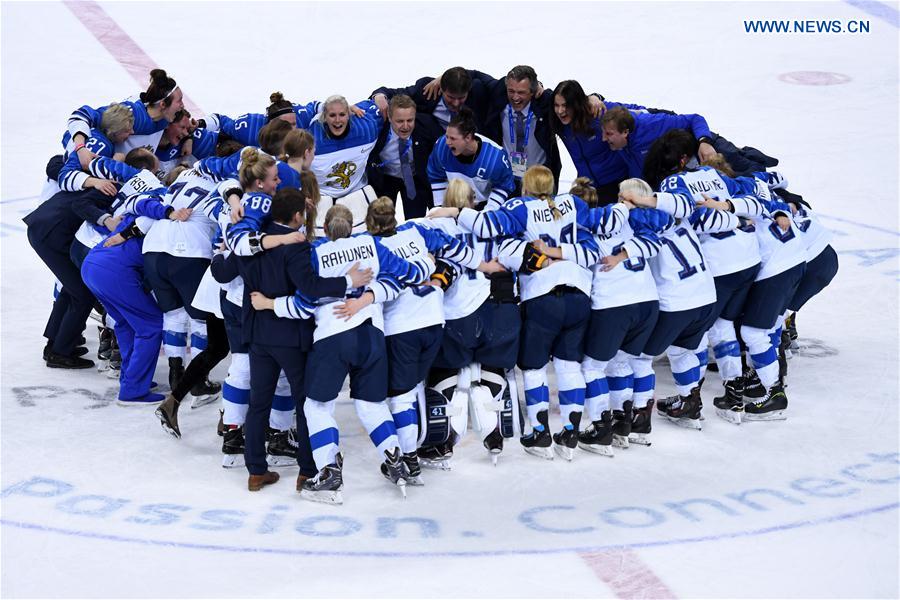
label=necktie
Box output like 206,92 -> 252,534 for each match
515,111 -> 526,153
398,139 -> 416,200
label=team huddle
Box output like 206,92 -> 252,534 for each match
25,66 -> 839,504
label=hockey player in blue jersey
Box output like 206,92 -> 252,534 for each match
427,107 -> 515,211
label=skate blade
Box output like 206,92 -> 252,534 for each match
577,442 -> 614,457
628,433 -> 652,446
743,410 -> 787,422
715,408 -> 742,425
222,454 -> 245,468
396,480 -> 408,499
189,393 -> 219,409
612,434 -> 630,449
300,489 -> 344,505
419,458 -> 452,471
106,368 -> 121,380
405,475 -> 425,486
266,454 -> 297,468
490,452 -> 499,467
116,398 -> 163,407
155,410 -> 181,439
97,360 -> 110,373
553,444 -> 576,461
666,415 -> 702,430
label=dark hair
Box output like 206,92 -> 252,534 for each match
215,139 -> 243,157
270,187 -> 306,224
440,67 -> 472,96
266,91 -> 294,122
600,106 -> 634,133
642,129 -> 699,190
140,69 -> 178,106
389,94 -> 417,116
506,65 -> 538,94
124,147 -> 157,172
569,176 -> 599,208
448,106 -> 477,138
257,119 -> 293,155
550,80 -> 593,136
171,108 -> 191,123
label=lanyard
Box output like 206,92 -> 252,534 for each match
507,107 -> 534,149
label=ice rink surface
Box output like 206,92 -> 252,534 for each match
1,1 -> 898,598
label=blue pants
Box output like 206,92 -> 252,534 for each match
643,302 -> 718,356
741,263 -> 806,329
713,263 -> 760,321
386,324 -> 443,395
306,321 -> 388,403
433,301 -> 520,370
789,246 -> 838,312
585,300 -> 659,361
518,289 -> 590,369
248,343 -> 316,477
143,252 -> 211,320
81,249 -> 162,401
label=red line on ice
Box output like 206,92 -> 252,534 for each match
580,549 -> 677,599
61,0 -> 203,115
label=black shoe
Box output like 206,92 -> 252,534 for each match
266,428 -> 298,467
660,387 -> 703,429
417,442 -> 454,470
612,400 -> 633,448
401,452 -> 424,485
578,411 -> 614,456
552,427 -> 578,461
381,448 -> 408,497
742,367 -> 766,399
190,377 -> 222,408
301,456 -> 344,504
45,351 -> 94,369
221,426 -> 245,468
714,378 -> 745,425
155,394 -> 182,439
629,400 -> 654,446
98,327 -> 114,360
483,428 -> 504,454
744,384 -> 788,421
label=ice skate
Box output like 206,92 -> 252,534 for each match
418,442 -> 453,470
221,426 -> 245,468
300,454 -> 344,505
742,367 -> 766,399
660,387 -> 703,430
105,348 -> 121,379
381,448 -> 407,499
483,428 -> 503,466
520,426 -> 553,460
743,383 -> 788,421
578,411 -> 614,457
401,452 -> 424,485
189,377 -> 221,409
713,378 -> 745,425
216,409 -> 225,437
265,428 -> 297,467
628,400 -> 654,446
154,394 -> 181,439
612,401 -> 633,449
785,312 -> 799,350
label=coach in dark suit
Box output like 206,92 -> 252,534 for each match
236,188 -> 370,492
366,95 -> 443,219
23,166 -> 119,368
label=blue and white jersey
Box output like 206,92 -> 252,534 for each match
65,97 -> 167,154
142,168 -> 224,259
196,146 -> 301,193
792,206 -> 832,260
58,154 -> 165,248
649,219 -> 716,312
154,127 -> 219,179
225,192 -> 272,255
589,209 -> 665,310
379,220 -> 481,336
275,234 -> 425,342
304,100 -> 381,198
216,102 -> 317,147
658,167 -> 761,277
427,134 -> 515,210
458,194 -> 598,300
425,217 -> 495,320
60,128 -> 115,161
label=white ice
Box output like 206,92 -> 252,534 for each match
1,1 -> 898,598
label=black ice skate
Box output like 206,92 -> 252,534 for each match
189,377 -> 221,409
301,454 -> 344,505
578,410 -> 614,457
221,426 -> 245,468
629,400 -> 654,446
743,383 -> 788,421
155,394 -> 182,439
266,428 -> 298,467
105,348 -> 122,379
402,452 -> 424,486
713,378 -> 745,425
483,428 -> 504,466
785,312 -> 799,350
521,410 -> 554,460
660,387 -> 703,430
98,326 -> 114,361
381,448 -> 408,498
612,401 -> 633,449
742,367 -> 766,399
418,442 -> 453,471
552,428 -> 578,461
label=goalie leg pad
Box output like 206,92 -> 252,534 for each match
418,368 -> 458,447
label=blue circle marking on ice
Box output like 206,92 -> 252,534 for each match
2,502 -> 897,558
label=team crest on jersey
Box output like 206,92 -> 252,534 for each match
327,161 -> 357,189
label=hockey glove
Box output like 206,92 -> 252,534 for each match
430,260 -> 457,291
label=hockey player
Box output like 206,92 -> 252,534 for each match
255,204 -> 428,503
427,107 -> 516,211
366,196 -> 505,478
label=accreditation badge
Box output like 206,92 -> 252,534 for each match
510,152 -> 528,178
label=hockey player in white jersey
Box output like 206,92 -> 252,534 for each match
259,205 -> 428,503
365,196 -> 506,479
427,107 -> 516,211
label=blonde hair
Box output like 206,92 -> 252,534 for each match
701,153 -> 736,178
569,177 -> 598,208
366,196 -> 398,236
522,165 -> 559,220
299,169 -> 320,241
281,129 -> 315,162
100,103 -> 135,137
324,204 -> 353,240
323,95 -> 350,115
443,178 -> 475,210
164,165 -> 189,186
238,148 -> 276,190
618,178 -> 653,198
